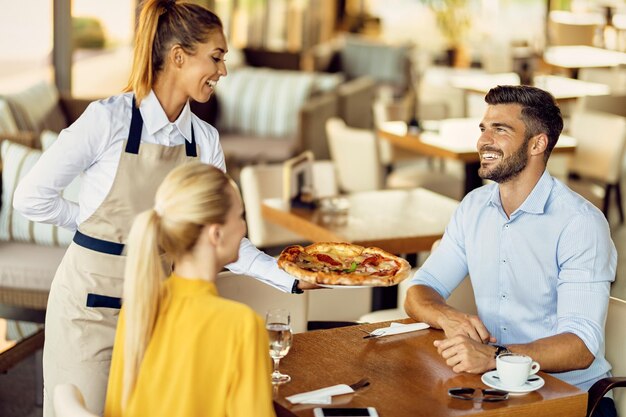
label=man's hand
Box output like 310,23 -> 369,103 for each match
438,310 -> 496,344
434,335 -> 496,374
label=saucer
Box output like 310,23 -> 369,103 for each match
481,370 -> 545,394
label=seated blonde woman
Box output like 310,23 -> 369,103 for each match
104,162 -> 275,417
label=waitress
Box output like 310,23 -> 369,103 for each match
13,1 -> 309,416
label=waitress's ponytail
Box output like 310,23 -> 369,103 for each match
121,208 -> 165,409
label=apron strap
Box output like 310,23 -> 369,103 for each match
125,96 -> 143,154
73,230 -> 125,255
126,95 -> 197,157
86,293 -> 122,309
186,125 -> 197,157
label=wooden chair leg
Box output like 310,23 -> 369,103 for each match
615,181 -> 624,224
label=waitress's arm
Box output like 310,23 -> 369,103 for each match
13,101 -> 108,231
225,238 -> 297,293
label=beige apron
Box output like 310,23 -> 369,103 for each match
43,98 -> 197,417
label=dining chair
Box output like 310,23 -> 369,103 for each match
575,94 -> 626,118
239,160 -> 338,249
587,297 -> 626,417
215,270 -> 309,334
548,11 -> 600,46
566,110 -> 626,223
53,384 -> 98,417
238,162 -> 373,328
325,117 -> 463,200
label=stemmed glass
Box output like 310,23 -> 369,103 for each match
266,308 -> 293,384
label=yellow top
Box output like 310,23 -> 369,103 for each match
104,273 -> 276,417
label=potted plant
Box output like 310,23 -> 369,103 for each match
423,0 -> 472,67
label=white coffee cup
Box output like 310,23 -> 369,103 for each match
496,353 -> 540,388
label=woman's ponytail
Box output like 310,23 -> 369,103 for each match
121,208 -> 165,408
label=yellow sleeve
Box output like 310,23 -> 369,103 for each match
104,309 -> 126,417
226,314 -> 276,417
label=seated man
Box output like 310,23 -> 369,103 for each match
404,85 -> 617,416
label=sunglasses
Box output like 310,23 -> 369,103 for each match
448,387 -> 509,402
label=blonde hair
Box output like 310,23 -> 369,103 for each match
124,0 -> 223,105
121,162 -> 233,407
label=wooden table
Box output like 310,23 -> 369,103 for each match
377,121 -> 577,195
262,188 -> 459,255
262,188 -> 458,310
273,321 -> 587,417
543,46 -> 626,78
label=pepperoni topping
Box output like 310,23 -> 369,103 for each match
361,256 -> 381,267
315,253 -> 342,266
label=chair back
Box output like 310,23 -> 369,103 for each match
606,297 -> 626,414
548,11 -> 600,46
326,117 -> 384,192
568,111 -> 626,184
215,271 -> 309,333
239,160 -> 338,248
575,94 -> 626,118
53,384 -> 98,417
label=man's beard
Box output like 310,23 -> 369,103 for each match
478,137 -> 530,184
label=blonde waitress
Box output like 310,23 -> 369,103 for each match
13,1 -> 307,415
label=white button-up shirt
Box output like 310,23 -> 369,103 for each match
13,91 -> 296,292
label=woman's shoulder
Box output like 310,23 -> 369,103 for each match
84,92 -> 133,122
189,112 -> 219,141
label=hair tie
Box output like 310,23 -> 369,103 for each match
163,0 -> 176,12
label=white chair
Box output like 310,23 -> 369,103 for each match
587,297 -> 626,416
358,240 -> 477,323
239,160 -> 338,249
566,111 -> 626,223
325,117 -> 463,200
372,99 -> 421,167
53,384 -> 98,417
216,271 -> 309,334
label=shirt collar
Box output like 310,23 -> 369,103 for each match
487,170 -> 554,216
139,90 -> 193,143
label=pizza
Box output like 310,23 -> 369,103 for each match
277,242 -> 411,286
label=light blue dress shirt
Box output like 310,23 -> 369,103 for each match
410,170 -> 617,391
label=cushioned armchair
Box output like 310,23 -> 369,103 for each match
190,67 -> 376,163
1,81 -> 93,149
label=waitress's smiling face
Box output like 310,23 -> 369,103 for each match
179,30 -> 228,103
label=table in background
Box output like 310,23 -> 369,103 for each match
543,46 -> 626,78
451,73 -> 610,106
377,121 -> 577,196
273,321 -> 587,417
262,188 -> 459,310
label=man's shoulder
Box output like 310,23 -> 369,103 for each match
547,177 -> 606,221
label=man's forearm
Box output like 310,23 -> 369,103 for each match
404,284 -> 451,329
505,333 -> 594,372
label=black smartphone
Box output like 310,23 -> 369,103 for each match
313,408 -> 379,417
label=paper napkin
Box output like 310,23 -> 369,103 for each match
286,384 -> 355,404
365,322 -> 430,338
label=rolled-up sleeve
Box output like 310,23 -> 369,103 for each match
556,211 -> 616,355
226,238 -> 295,293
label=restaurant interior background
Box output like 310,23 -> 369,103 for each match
1,0 -> 626,416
